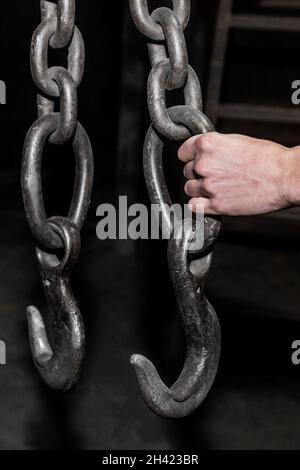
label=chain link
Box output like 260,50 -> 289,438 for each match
41,0 -> 76,48
22,0 -> 93,252
129,0 -> 190,41
129,0 -> 221,418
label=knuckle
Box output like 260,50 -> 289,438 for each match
195,159 -> 207,176
195,133 -> 213,153
202,178 -> 213,194
210,197 -> 223,214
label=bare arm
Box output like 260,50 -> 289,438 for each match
178,132 -> 300,216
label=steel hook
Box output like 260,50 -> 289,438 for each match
26,216 -> 85,391
130,110 -> 221,418
131,220 -> 221,418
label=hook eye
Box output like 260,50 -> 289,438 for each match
36,216 -> 81,275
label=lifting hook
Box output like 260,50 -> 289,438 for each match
27,216 -> 85,391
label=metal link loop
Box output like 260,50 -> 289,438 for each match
148,60 -> 202,140
49,0 -> 75,48
150,7 -> 188,90
22,114 -> 93,251
129,0 -> 191,41
41,1 -> 75,48
31,17 -> 85,97
41,0 -> 57,21
148,42 -> 166,67
37,68 -> 77,145
144,105 -> 220,252
37,216 -> 81,275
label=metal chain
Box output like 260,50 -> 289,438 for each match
21,0 -> 93,391
129,0 -> 221,418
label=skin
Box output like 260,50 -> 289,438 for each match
178,132 -> 300,216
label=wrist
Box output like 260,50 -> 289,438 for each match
283,146 -> 300,206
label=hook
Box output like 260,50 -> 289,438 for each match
131,116 -> 221,418
27,216 -> 85,391
131,220 -> 221,418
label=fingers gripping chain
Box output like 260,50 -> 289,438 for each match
22,0 -> 93,390
129,0 -> 222,418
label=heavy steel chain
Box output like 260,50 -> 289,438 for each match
21,0 -> 94,391
129,0 -> 221,418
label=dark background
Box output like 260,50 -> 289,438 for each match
0,0 -> 300,450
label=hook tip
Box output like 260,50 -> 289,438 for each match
130,353 -> 154,383
130,354 -> 143,367
130,354 -> 155,375
26,305 -> 53,366
130,353 -> 163,394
